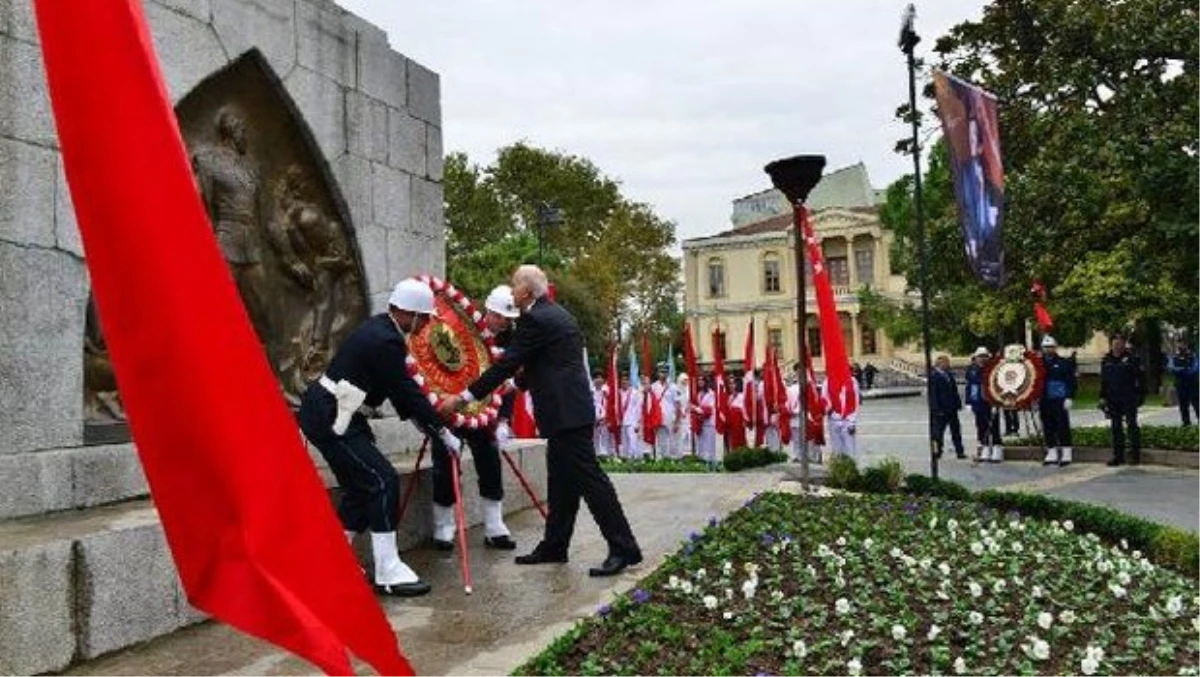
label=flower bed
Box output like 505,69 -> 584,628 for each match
1015,424 -> 1199,451
599,448 -> 788,474
517,492 -> 1199,676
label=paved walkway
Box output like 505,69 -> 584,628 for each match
62,399 -> 1196,676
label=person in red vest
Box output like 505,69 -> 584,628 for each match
691,374 -> 718,462
591,371 -> 613,457
646,366 -> 676,457
725,373 -> 748,450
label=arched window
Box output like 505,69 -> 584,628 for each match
762,251 -> 782,294
707,257 -> 725,298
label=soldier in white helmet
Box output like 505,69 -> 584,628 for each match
1038,335 -> 1077,467
430,285 -> 521,552
298,278 -> 462,597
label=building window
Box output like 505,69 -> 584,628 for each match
768,328 -> 784,354
712,329 -> 727,361
854,247 -> 875,287
707,258 -> 725,298
807,326 -> 822,357
763,253 -> 781,293
827,257 -> 850,286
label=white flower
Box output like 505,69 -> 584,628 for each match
744,562 -> 760,575
1050,520 -> 1060,530
927,624 -> 942,641
1132,550 -> 1143,560
817,544 -> 832,557
840,629 -> 855,647
1059,609 -> 1076,624
1166,595 -> 1184,616
953,657 -> 967,674
1081,657 -> 1100,675
995,529 -> 1008,540
937,588 -> 951,601
1035,550 -> 1046,563
835,598 -> 851,615
836,536 -> 847,546
1096,559 -> 1112,574
1009,519 -> 1021,529
723,610 -> 734,620
902,555 -> 917,568
1120,539 -> 1129,550
1011,541 -> 1025,553
1022,635 -> 1050,661
968,611 -> 983,625
939,562 -> 951,576
667,575 -> 680,589
680,580 -> 694,595
1085,645 -> 1105,662
835,575 -> 846,589
890,547 -> 903,558
1032,585 -> 1045,599
988,542 -> 1001,555
703,594 -> 718,610
792,639 -> 807,658
847,658 -> 862,676
770,590 -> 785,604
1063,520 -> 1074,531
983,536 -> 995,548
721,560 -> 732,576
1037,611 -> 1053,630
930,516 -> 939,530
695,568 -> 707,579
947,518 -> 959,530
919,558 -> 933,571
970,541 -> 984,556
862,537 -> 874,549
892,624 -> 907,641
1109,584 -> 1127,599
741,580 -> 757,600
1116,571 -> 1131,586
724,587 -> 734,600
968,582 -> 983,598
993,579 -> 1007,594
806,565 -> 817,578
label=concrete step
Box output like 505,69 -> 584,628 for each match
0,440 -> 548,675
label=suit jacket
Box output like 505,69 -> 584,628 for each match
468,297 -> 593,436
929,368 -> 962,415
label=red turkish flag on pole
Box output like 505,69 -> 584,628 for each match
799,205 -> 857,420
712,331 -> 727,435
32,2 -> 411,674
681,321 -> 701,433
605,342 -> 621,453
742,320 -> 758,429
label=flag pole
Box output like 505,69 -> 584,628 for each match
900,4 -> 938,480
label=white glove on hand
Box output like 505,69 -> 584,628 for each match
1063,398 -> 1073,411
439,429 -> 462,456
494,422 -> 512,449
769,413 -> 779,426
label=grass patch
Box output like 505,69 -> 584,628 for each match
1014,424 -> 1199,451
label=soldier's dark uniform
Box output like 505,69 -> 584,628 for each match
1100,345 -> 1146,466
1038,349 -> 1077,466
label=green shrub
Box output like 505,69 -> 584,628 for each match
1152,528 -> 1200,577
723,446 -> 787,472
858,458 -> 905,495
903,473 -> 972,501
825,454 -> 861,490
600,457 -> 717,473
1014,424 -> 1198,451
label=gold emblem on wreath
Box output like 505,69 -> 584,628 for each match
428,323 -> 464,372
984,344 -> 1045,411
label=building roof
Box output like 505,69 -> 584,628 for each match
806,162 -> 884,211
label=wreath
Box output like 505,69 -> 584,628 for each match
404,275 -> 504,429
983,344 -> 1046,411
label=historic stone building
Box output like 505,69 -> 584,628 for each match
683,163 -> 907,372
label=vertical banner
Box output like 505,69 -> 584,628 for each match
800,205 -> 857,420
932,70 -> 1006,288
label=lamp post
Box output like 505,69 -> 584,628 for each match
765,154 -> 826,493
535,202 -> 563,266
899,4 -> 938,479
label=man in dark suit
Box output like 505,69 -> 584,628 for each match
929,354 -> 966,459
441,265 -> 642,577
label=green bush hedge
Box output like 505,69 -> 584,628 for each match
723,446 -> 788,472
825,454 -> 861,490
883,474 -> 1199,578
1015,424 -> 1198,451
597,447 -> 787,474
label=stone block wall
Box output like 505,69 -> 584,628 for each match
0,0 -> 445,517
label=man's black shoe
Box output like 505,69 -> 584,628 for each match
588,553 -> 643,577
484,535 -> 517,550
1106,458 -> 1124,467
955,453 -> 967,460
374,580 -> 431,597
433,538 -> 454,552
515,550 -> 568,565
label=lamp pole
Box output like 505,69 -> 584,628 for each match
535,202 -> 563,266
900,4 -> 938,479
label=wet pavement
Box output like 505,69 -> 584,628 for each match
61,398 -> 1196,676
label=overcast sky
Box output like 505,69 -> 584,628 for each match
336,1 -> 987,245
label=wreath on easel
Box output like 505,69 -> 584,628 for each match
983,344 -> 1046,411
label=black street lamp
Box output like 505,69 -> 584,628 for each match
899,4 -> 939,479
535,202 -> 563,266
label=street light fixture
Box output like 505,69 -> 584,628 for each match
535,202 -> 563,266
899,3 -> 939,479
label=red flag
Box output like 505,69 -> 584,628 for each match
640,332 -> 661,445
712,331 -> 728,435
771,351 -> 791,445
742,320 -> 758,430
762,345 -> 778,417
681,321 -> 700,433
32,2 -> 411,674
799,205 -> 857,419
511,389 -> 539,438
1031,279 -> 1054,331
803,345 -> 826,444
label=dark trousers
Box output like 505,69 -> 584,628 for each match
1109,406 -> 1141,462
1177,382 -> 1199,425
540,425 -> 640,558
931,411 -> 964,456
1003,409 -> 1020,435
1039,399 -> 1072,448
972,406 -> 1001,446
430,428 -> 506,507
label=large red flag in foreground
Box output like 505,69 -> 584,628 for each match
711,332 -> 727,435
681,321 -> 700,433
798,205 -> 857,420
33,2 -> 411,674
605,342 -> 621,452
742,320 -> 758,430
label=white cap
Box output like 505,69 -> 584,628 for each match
388,279 -> 435,315
484,284 -> 520,318
1041,335 -> 1057,348
972,346 -> 990,358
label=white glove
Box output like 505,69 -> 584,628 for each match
439,428 -> 462,456
769,413 -> 779,426
1063,398 -> 1073,411
494,422 -> 512,449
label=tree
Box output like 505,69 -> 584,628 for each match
874,0 -> 1198,381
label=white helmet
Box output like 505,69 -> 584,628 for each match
484,284 -> 520,318
388,279 -> 435,315
972,346 -> 990,358
1041,335 -> 1058,348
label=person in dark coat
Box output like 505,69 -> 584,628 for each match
1100,334 -> 1147,466
441,265 -> 642,577
1038,335 -> 1078,466
297,279 -> 462,597
1168,344 -> 1199,426
929,354 -> 965,459
964,347 -> 1003,463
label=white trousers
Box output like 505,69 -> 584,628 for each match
764,425 -> 782,452
595,425 -> 613,457
620,426 -> 644,459
696,425 -> 718,462
674,427 -> 691,458
828,418 -> 858,461
654,427 -> 674,458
